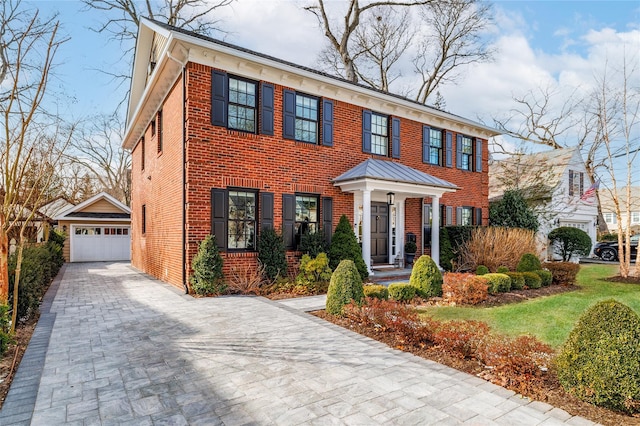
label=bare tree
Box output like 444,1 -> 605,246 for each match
590,57 -> 640,278
304,0 -> 431,83
352,7 -> 412,91
413,0 -> 494,104
0,1 -> 70,313
67,113 -> 131,205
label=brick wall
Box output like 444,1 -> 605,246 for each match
131,61 -> 488,289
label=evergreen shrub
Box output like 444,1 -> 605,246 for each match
516,253 -> 542,272
328,215 -> 368,281
326,260 -> 364,315
363,284 -> 388,300
476,265 -> 489,275
534,269 -> 553,287
504,272 -> 525,290
258,228 -> 287,281
482,273 -> 511,294
190,235 -> 225,295
521,271 -> 542,289
299,230 -> 327,258
409,255 -> 443,298
388,283 -> 416,302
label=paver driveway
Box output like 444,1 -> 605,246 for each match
0,263 -> 596,425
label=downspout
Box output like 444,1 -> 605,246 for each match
166,47 -> 190,294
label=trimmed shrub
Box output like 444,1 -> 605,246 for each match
432,320 -> 491,358
483,273 -> 511,294
258,228 -> 287,281
476,265 -> 489,275
548,227 -> 592,261
460,227 -> 537,272
328,215 -> 368,281
556,300 -> 640,414
516,253 -> 542,272
442,273 -> 488,305
410,255 -> 443,298
439,227 -> 455,271
542,262 -> 580,285
489,189 -> 539,232
363,284 -> 388,300
388,282 -> 416,302
326,260 -> 364,315
505,272 -> 525,290
190,235 -> 225,295
296,253 -> 332,286
497,266 -> 509,273
521,271 -> 542,289
534,269 -> 553,287
299,230 -> 328,258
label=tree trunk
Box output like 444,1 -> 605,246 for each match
10,242 -> 23,334
0,226 -> 8,304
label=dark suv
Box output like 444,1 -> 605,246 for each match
593,234 -> 639,261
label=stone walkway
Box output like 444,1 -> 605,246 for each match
0,262 -> 597,425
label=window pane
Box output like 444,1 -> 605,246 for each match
228,77 -> 257,132
295,94 -> 319,143
371,113 -> 388,155
227,190 -> 256,250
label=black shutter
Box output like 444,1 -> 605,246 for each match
322,197 -> 333,246
282,194 -> 296,249
211,70 -> 227,127
456,134 -> 463,169
260,192 -> 274,231
261,83 -> 274,136
445,131 -> 453,167
391,117 -> 400,158
475,138 -> 482,172
422,125 -> 430,163
322,99 -> 334,146
283,89 -> 296,139
362,110 -> 372,153
569,170 -> 574,196
475,207 -> 482,226
211,188 -> 227,251
456,207 -> 463,225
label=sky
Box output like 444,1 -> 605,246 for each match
24,0 -> 640,183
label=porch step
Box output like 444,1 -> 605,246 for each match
368,268 -> 412,284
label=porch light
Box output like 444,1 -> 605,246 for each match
387,192 -> 395,205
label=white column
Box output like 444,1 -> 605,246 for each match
397,197 -> 406,257
431,195 -> 440,266
362,189 -> 372,275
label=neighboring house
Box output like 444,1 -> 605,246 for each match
599,186 -> 640,235
122,19 -> 500,290
54,192 -> 131,262
489,148 -> 599,260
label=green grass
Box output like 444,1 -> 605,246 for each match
418,264 -> 640,348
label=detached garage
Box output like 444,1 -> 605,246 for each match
55,192 -> 131,262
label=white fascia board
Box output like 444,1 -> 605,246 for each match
334,177 -> 458,198
63,218 -> 131,223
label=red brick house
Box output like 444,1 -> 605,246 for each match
123,19 -> 500,291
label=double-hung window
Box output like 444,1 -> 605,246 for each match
460,136 -> 473,171
428,128 -> 443,165
632,211 -> 640,224
568,170 -> 584,197
295,195 -> 319,238
228,77 -> 257,133
458,206 -> 473,226
227,190 -> 257,250
603,212 -> 617,224
371,113 -> 389,156
295,94 -> 319,143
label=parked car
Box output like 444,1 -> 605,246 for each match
593,234 -> 639,261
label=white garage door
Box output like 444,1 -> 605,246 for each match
71,225 -> 131,262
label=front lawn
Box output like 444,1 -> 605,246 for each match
418,264 -> 640,348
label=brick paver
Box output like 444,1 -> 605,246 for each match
0,263 -> 598,425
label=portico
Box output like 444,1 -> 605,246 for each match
333,159 -> 458,274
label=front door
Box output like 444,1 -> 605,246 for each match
371,202 -> 389,264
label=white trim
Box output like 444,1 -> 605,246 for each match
55,192 -> 130,221
69,224 -> 131,262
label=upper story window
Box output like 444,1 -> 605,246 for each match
603,212 -> 617,224
228,77 -> 257,133
460,136 -> 473,171
370,113 -> 389,156
568,170 -> 584,197
295,94 -> 319,143
631,211 -> 639,223
428,128 -> 442,165
228,190 -> 257,250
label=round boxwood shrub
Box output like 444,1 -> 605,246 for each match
556,300 -> 640,414
496,266 -> 509,273
388,283 -> 416,302
363,284 -> 388,300
521,271 -> 542,289
190,235 -> 225,295
504,272 -> 525,290
410,255 -> 443,298
516,253 -> 542,272
482,273 -> 511,294
534,269 -> 553,287
326,259 -> 364,315
476,265 -> 489,275
328,215 -> 368,281
548,226 -> 592,261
